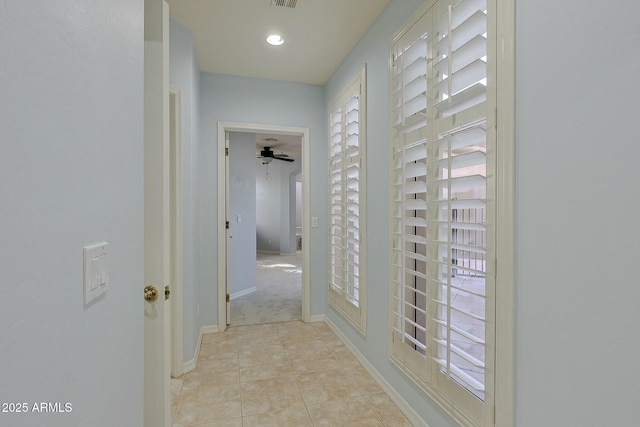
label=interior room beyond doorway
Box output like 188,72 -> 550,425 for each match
227,131 -> 303,327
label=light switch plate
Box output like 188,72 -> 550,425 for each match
311,216 -> 319,228
84,242 -> 108,305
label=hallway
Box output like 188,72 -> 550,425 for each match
170,321 -> 413,426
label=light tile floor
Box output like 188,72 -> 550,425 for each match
171,321 -> 414,427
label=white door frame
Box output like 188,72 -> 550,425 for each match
169,87 -> 184,377
224,131 -> 231,326
217,121 -> 311,331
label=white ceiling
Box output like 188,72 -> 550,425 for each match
167,0 -> 390,85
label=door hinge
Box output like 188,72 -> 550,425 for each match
494,106 -> 498,130
225,147 -> 229,156
226,293 -> 230,303
226,220 -> 230,229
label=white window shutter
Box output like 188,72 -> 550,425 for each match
328,67 -> 366,334
390,0 -> 495,424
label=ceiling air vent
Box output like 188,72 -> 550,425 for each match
272,0 -> 298,8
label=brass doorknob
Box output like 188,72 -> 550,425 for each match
144,285 -> 159,302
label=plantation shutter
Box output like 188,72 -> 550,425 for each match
390,0 -> 494,424
329,68 -> 366,334
390,9 -> 430,376
329,106 -> 344,295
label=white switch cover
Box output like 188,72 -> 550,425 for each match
84,242 -> 108,305
311,216 -> 319,228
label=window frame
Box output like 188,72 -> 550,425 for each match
328,65 -> 367,335
388,0 -> 515,426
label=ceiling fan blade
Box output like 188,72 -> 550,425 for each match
273,156 -> 294,162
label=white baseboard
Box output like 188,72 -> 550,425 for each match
320,315 -> 429,427
308,314 -> 325,323
230,287 -> 257,299
201,325 -> 219,334
182,324 -> 219,374
182,358 -> 196,374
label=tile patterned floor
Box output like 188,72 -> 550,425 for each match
171,321 -> 413,427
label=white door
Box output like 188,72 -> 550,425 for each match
144,1 -> 170,426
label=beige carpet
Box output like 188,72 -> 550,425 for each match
230,251 -> 302,326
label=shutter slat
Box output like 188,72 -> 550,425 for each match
394,112 -> 427,133
435,10 -> 487,55
399,251 -> 427,263
449,242 -> 486,254
432,358 -> 485,392
434,299 -> 485,322
435,58 -> 486,97
433,338 -> 485,368
433,34 -> 487,75
434,278 -> 486,297
433,318 -> 484,345
435,0 -> 486,35
434,83 -> 486,117
437,150 -> 486,169
436,220 -> 486,231
404,234 -> 427,245
404,199 -> 427,211
439,128 -> 487,156
404,216 -> 427,228
404,180 -> 427,195
404,333 -> 427,351
404,92 -> 428,119
405,162 -> 427,179
404,143 -> 427,163
437,174 -> 486,194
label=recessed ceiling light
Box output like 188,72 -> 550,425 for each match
266,34 -> 284,46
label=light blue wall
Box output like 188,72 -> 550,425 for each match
280,162 -> 301,254
296,180 -> 303,229
0,1 -> 144,425
256,157 -> 301,253
256,161 -> 282,252
228,132 -> 257,295
198,73 -> 326,327
256,160 -> 283,252
515,1 -> 640,426
169,19 -> 201,364
323,1 -> 459,425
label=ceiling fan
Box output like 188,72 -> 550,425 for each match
258,146 -> 294,163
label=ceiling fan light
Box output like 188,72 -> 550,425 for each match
262,157 -> 273,164
266,34 -> 284,46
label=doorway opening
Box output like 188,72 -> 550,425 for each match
229,133 -> 303,326
217,122 -> 311,331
